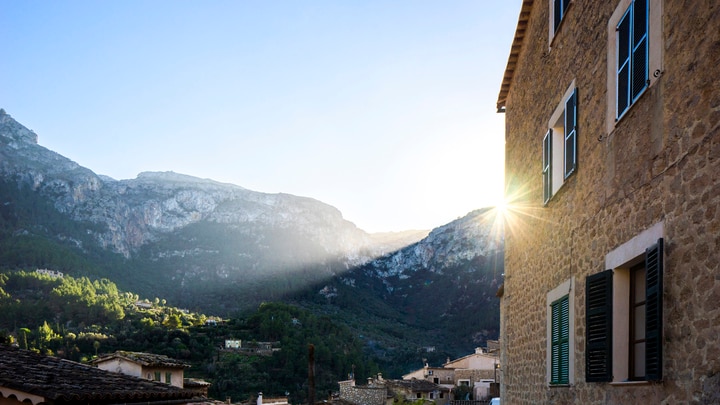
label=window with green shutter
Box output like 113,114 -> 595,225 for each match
551,295 -> 570,384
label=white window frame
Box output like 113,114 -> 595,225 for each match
544,81 -> 577,204
606,0 -> 663,134
546,277 -> 575,386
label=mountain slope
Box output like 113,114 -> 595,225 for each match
0,109 -> 428,312
0,109 -> 502,371
291,208 -> 504,375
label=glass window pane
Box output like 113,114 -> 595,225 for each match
634,267 -> 646,302
634,342 -> 646,377
634,304 -> 646,339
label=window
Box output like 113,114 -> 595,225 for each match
154,371 -> 161,381
586,223 -> 664,382
550,296 -> 570,384
553,0 -> 571,33
606,0 -> 662,132
549,0 -> 572,44
165,372 -> 172,385
547,278 -> 575,385
616,0 -> 648,118
433,377 -> 439,384
543,84 -> 577,204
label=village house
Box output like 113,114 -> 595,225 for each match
35,268 -> 63,278
338,374 -> 449,405
0,345 -> 201,405
93,350 -> 189,388
496,0 -> 719,404
402,345 -> 500,400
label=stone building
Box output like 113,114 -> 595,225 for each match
93,351 -> 189,388
0,345 -> 199,404
338,375 -> 449,405
496,0 -> 720,404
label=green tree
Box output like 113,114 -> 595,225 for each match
163,314 -> 182,329
18,328 -> 31,349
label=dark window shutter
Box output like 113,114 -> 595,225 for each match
543,130 -> 552,204
616,7 -> 632,117
554,0 -> 571,33
631,0 -> 649,101
645,238 -> 664,381
551,296 -> 570,384
564,88 -> 577,178
553,0 -> 563,32
586,270 -> 613,382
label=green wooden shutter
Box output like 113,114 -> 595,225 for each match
564,88 -> 577,179
551,295 -> 569,384
645,238 -> 663,381
586,270 -> 613,382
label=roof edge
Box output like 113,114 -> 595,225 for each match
496,0 -> 535,113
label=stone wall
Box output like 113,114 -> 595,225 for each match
500,0 -> 720,404
338,380 -> 386,405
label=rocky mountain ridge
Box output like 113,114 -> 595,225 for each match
0,109 -> 421,262
0,108 -> 502,328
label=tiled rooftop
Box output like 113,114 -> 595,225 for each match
93,350 -> 190,368
0,345 -> 197,404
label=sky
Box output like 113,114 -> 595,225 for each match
1,1 -> 521,233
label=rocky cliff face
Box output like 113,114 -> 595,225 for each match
0,109 -> 407,263
309,208 -> 504,358
0,109 -> 499,319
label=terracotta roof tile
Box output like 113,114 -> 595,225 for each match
93,350 -> 190,368
0,345 -> 196,403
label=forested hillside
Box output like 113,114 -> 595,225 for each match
0,271 -> 377,403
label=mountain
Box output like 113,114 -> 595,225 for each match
290,208 -> 503,374
0,109 -> 502,371
0,109 -> 431,312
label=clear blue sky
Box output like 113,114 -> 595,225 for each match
1,1 -> 520,233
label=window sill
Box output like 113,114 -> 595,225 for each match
609,381 -> 651,387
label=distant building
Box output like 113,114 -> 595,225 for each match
338,374 -> 449,405
35,268 -> 63,278
0,345 -> 198,404
402,346 -> 500,400
93,351 -> 189,388
225,339 -> 242,349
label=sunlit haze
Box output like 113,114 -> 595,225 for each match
1,1 -> 520,232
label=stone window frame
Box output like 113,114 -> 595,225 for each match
546,277 -> 576,386
543,81 -> 578,205
606,0 -> 663,134
586,221 -> 665,383
607,222 -> 664,383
